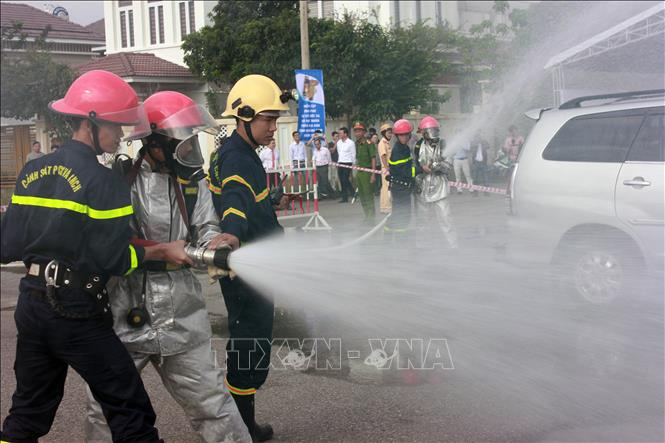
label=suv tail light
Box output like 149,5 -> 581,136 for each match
506,163 -> 518,215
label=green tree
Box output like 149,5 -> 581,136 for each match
1,22 -> 76,140
183,1 -> 448,125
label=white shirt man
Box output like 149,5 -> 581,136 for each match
312,144 -> 331,166
289,131 -> 306,167
336,137 -> 356,164
259,143 -> 280,170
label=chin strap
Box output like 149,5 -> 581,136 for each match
243,120 -> 259,147
90,121 -> 104,155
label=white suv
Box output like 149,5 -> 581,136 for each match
507,90 -> 664,304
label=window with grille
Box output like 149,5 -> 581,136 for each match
119,3 -> 134,48
149,4 -> 165,45
0,127 -> 17,185
180,1 -> 196,40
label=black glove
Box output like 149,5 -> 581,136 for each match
269,186 -> 284,206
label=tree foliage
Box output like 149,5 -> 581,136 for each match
183,1 -> 448,125
1,22 -> 76,139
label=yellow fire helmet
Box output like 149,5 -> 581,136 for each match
223,74 -> 290,122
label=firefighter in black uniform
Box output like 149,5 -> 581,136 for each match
385,118 -> 420,239
0,70 -> 192,443
207,74 -> 291,442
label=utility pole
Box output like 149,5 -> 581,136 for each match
299,0 -> 310,69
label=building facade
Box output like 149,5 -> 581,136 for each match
103,0 -> 217,67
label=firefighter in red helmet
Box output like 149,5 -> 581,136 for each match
414,115 -> 457,249
0,70 -> 191,442
385,119 -> 420,238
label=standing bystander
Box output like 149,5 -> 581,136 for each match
377,123 -> 393,214
353,122 -> 376,222
336,127 -> 356,203
26,141 -> 44,162
471,130 -> 490,195
260,139 -> 281,188
453,133 -> 474,194
503,125 -> 524,163
312,138 -> 334,198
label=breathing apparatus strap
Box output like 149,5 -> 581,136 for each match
125,150 -> 146,186
171,174 -> 192,242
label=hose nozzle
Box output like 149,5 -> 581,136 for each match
185,244 -> 232,271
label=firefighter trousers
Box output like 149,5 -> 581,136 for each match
84,341 -> 251,443
0,281 -> 159,443
219,277 -> 274,395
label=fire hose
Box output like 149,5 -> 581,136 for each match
131,238 -> 234,280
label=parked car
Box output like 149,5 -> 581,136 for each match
506,90 -> 664,304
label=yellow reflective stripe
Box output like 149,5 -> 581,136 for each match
124,244 -> 138,276
388,157 -> 412,165
411,166 -> 416,177
255,188 -> 269,202
225,377 -> 256,396
221,175 -> 268,202
11,195 -> 133,220
184,187 -> 198,195
176,177 -> 190,185
222,175 -> 253,192
222,207 -> 246,220
87,205 -> 133,219
209,183 -> 222,195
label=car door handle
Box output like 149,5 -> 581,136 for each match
623,177 -> 651,187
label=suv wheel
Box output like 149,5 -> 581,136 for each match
554,234 -> 642,304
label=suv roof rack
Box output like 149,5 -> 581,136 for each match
559,89 -> 665,110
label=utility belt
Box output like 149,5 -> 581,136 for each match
26,261 -> 109,319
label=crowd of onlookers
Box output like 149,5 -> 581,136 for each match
259,123 -> 524,205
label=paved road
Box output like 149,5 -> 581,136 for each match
1,192 -> 663,442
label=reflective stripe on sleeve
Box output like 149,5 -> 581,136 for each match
221,175 -> 268,202
124,244 -> 138,276
388,157 -> 412,166
222,207 -> 247,220
11,195 -> 133,220
209,183 -> 222,195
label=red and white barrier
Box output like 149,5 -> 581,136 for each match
330,162 -> 506,195
265,163 -> 331,230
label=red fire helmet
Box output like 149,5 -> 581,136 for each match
50,70 -> 145,126
418,115 -> 440,130
393,119 -> 413,135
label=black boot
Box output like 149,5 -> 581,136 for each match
231,393 -> 274,442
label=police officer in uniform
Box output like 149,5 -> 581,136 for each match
352,122 -> 376,223
0,70 -> 191,442
207,74 -> 291,441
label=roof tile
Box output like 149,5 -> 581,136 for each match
77,52 -> 194,79
0,2 -> 104,42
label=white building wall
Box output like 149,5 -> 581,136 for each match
104,0 -> 216,66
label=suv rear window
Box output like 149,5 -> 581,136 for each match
543,110 -> 644,162
626,112 -> 664,162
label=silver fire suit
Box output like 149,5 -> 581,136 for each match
85,160 -> 251,443
415,139 -> 458,249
